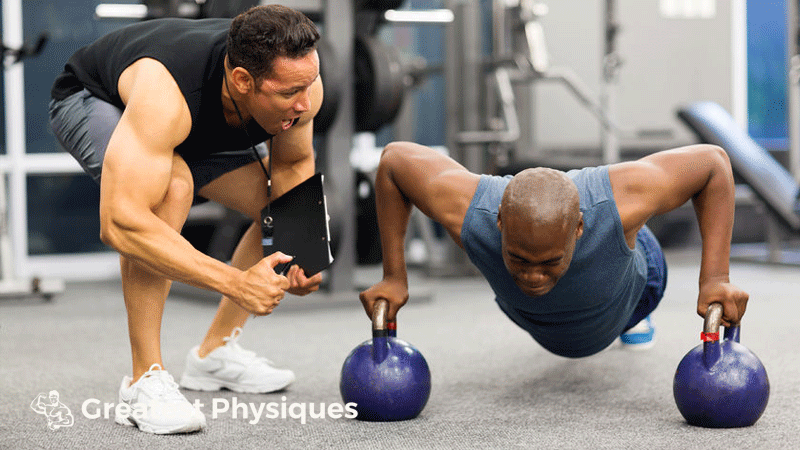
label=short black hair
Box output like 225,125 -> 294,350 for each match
227,4 -> 320,81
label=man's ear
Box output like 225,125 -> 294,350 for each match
575,211 -> 584,239
230,66 -> 254,94
496,209 -> 502,231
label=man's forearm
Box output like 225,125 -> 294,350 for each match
692,152 -> 737,285
374,157 -> 412,281
104,213 -> 244,298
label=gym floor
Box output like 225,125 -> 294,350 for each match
2,248 -> 799,449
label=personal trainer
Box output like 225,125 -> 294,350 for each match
49,5 -> 323,434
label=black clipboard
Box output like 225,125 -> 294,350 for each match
261,172 -> 334,277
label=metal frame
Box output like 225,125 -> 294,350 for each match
319,0 -> 357,293
789,0 -> 800,182
2,0 -> 68,297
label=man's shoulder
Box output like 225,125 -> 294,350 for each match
566,165 -> 614,208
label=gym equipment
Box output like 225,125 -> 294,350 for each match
454,0 -> 624,161
356,0 -> 405,12
678,101 -> 800,264
1,32 -> 64,301
678,101 -> 800,231
313,39 -> 342,134
2,33 -> 48,65
787,0 -> 800,182
354,35 -> 406,132
340,299 -> 431,421
673,303 -> 770,428
354,0 -> 405,36
355,171 -> 381,265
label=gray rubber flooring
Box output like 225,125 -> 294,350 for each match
1,248 -> 798,449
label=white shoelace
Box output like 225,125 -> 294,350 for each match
222,328 -> 275,367
134,364 -> 185,401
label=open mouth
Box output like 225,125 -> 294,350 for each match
280,119 -> 294,131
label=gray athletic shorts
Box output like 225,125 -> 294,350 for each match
48,88 -> 265,199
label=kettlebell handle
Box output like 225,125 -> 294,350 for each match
373,299 -> 389,332
702,303 -> 724,341
371,299 -> 397,337
702,303 -> 741,343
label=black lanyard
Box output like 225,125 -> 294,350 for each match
224,73 -> 274,239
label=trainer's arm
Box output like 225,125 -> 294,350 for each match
610,144 -> 748,325
100,59 -> 290,315
360,142 -> 479,320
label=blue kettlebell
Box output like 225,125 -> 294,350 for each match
340,299 -> 431,421
673,303 -> 769,428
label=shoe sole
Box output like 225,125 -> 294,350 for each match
619,336 -> 656,351
179,374 -> 294,394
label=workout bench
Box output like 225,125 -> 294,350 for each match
677,101 -> 800,264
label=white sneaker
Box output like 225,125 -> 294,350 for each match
180,327 -> 295,393
115,364 -> 206,434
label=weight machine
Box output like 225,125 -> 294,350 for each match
2,30 -> 65,300
446,0 -> 627,176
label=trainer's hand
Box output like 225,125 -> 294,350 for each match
697,276 -> 749,326
285,265 -> 322,296
234,252 -> 292,316
359,277 -> 409,322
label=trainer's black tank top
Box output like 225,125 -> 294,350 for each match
51,18 -> 272,158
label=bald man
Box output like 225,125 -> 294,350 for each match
359,142 -> 749,358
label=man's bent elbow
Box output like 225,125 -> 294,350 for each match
99,207 -> 137,255
380,142 -> 407,165
379,141 -> 422,174
99,217 -> 123,252
698,144 -> 730,168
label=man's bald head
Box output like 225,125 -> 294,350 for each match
500,167 -> 581,231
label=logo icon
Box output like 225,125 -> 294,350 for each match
31,391 -> 74,430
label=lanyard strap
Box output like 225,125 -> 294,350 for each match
224,73 -> 273,225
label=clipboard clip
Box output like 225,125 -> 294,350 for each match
261,210 -> 274,247
260,208 -> 292,275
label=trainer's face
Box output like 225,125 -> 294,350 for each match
498,211 -> 583,297
250,50 -> 319,134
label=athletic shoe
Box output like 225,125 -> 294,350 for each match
180,327 -> 295,393
115,363 -> 206,434
619,315 -> 655,350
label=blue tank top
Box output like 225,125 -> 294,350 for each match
461,166 -> 647,357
